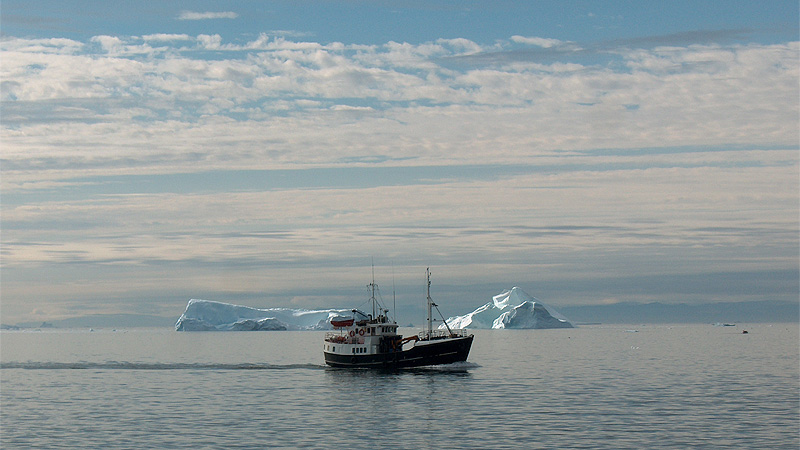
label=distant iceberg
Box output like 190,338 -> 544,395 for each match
175,299 -> 351,331
441,287 -> 574,329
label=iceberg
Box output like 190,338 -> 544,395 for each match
175,299 -> 352,331
441,287 -> 574,329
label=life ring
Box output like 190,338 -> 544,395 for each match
358,329 -> 365,336
349,330 -> 355,337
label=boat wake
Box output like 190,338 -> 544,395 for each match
413,361 -> 481,372
1,361 -> 327,371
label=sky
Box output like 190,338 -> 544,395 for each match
1,1 -> 798,325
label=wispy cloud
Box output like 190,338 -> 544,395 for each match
451,29 -> 757,66
142,34 -> 194,42
510,35 -> 572,49
177,11 -> 238,21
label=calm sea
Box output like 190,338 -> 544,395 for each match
2,324 -> 798,449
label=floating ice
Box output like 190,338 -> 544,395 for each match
175,299 -> 351,331
441,287 -> 574,329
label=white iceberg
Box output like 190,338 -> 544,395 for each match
441,287 -> 574,329
175,299 -> 351,331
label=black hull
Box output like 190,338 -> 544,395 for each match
324,335 -> 474,369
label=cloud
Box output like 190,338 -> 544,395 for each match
1,34 -> 797,180
1,31 -> 797,321
608,28 -> 754,48
510,35 -> 568,48
142,34 -> 193,42
0,37 -> 84,54
450,29 -> 756,67
197,34 -> 223,50
4,155 -> 796,317
177,11 -> 238,20
90,35 -> 124,53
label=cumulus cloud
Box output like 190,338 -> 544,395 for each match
178,11 -> 238,20
3,36 -> 798,178
90,35 -> 123,51
197,34 -> 223,50
1,33 -> 796,178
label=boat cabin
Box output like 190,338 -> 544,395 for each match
324,313 -> 402,356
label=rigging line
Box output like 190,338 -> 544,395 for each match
434,303 -> 454,336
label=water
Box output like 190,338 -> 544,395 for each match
2,324 -> 798,449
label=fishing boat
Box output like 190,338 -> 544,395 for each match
323,268 -> 474,368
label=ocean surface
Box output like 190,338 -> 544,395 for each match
2,324 -> 798,449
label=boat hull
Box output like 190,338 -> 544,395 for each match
324,335 -> 474,369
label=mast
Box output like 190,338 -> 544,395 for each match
426,267 -> 433,337
392,262 -> 396,324
369,262 -> 377,319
